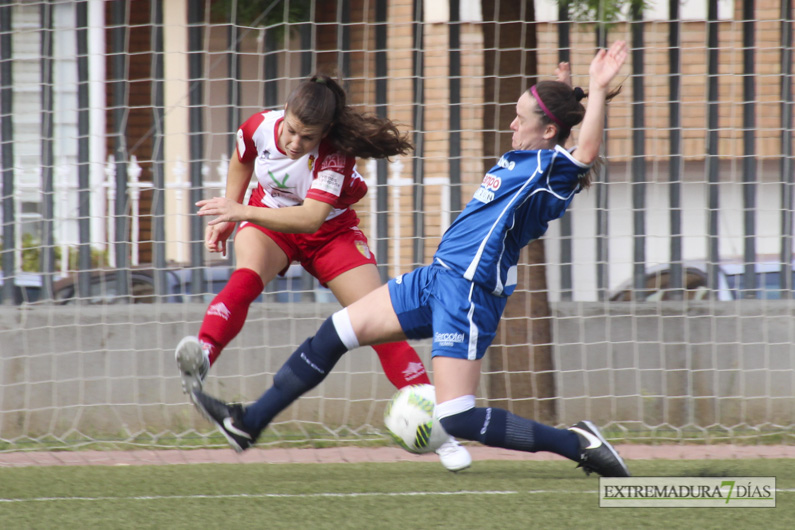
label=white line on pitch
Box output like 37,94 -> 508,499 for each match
7,489 -> 789,503
0,490 -> 521,503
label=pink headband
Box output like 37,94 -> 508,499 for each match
530,85 -> 566,131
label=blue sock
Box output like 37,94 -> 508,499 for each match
439,407 -> 581,462
243,316 -> 348,434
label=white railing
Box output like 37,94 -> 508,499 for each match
7,154 -> 450,275
363,157 -> 450,277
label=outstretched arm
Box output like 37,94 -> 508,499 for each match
573,41 -> 628,166
199,145 -> 333,235
197,195 -> 332,234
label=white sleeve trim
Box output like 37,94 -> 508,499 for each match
555,143 -> 591,168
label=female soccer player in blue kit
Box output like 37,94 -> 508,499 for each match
193,41 -> 631,477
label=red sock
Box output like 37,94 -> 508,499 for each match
372,342 -> 431,389
198,268 -> 264,366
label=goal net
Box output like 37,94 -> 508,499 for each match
1,0 -> 793,451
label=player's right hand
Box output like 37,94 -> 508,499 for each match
555,61 -> 572,87
205,221 -> 235,255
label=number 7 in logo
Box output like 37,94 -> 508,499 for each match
721,480 -> 735,504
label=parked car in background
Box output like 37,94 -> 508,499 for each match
720,261 -> 795,300
0,272 -> 44,305
50,263 -> 331,305
610,258 -> 795,302
52,267 -> 186,305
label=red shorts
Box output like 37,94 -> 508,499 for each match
239,194 -> 377,286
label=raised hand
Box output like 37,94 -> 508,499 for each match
555,61 -> 572,87
589,40 -> 628,90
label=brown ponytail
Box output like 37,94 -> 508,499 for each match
530,81 -> 622,189
285,74 -> 413,159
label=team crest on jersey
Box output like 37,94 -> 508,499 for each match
320,152 -> 346,171
308,154 -> 315,171
355,240 -> 371,259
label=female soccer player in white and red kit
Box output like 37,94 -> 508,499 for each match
175,75 -> 470,471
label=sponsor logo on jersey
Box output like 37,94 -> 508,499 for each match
311,169 -> 344,196
207,302 -> 231,321
434,331 -> 465,347
270,188 -> 301,202
268,170 -> 290,189
402,361 -> 427,382
482,174 -> 501,190
473,187 -> 495,203
355,240 -> 371,259
473,174 -> 500,204
395,274 -> 404,285
497,155 -> 516,170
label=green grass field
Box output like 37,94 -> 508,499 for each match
1,458 -> 793,529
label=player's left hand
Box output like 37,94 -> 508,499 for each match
589,40 -> 628,90
196,197 -> 247,226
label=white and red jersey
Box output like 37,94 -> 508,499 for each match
235,109 -> 367,220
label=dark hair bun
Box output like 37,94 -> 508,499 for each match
573,87 -> 586,101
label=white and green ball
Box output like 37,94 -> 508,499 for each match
384,384 -> 448,454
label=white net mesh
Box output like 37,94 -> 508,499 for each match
1,0 -> 793,450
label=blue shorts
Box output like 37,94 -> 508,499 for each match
387,265 -> 507,360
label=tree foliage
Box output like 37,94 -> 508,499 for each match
0,234 -> 107,273
210,0 -> 313,26
560,0 -> 652,23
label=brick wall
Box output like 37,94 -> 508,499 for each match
536,10 -> 789,165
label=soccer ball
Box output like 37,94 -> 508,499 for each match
384,384 -> 448,454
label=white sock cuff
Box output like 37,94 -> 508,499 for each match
331,308 -> 360,350
435,395 -> 476,420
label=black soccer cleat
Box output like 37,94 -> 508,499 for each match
568,420 -> 631,477
192,390 -> 256,453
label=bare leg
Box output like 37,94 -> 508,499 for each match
176,227 -> 288,393
233,226 -> 289,284
327,265 -> 431,388
344,284 -> 407,346
432,356 -> 483,404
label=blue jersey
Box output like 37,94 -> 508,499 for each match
433,144 -> 589,297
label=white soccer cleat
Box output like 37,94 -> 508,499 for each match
175,336 -> 210,394
435,437 -> 472,472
